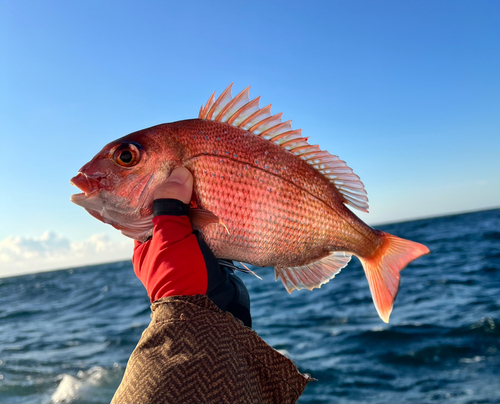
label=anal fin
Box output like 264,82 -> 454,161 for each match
275,252 -> 352,293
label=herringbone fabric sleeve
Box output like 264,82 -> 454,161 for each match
111,295 -> 310,404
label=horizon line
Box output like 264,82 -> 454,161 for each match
1,206 -> 498,280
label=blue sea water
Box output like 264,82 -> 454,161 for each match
0,209 -> 499,404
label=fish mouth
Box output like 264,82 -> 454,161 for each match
70,173 -> 99,202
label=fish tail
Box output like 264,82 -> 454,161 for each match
359,232 -> 429,323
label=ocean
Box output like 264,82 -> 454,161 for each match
0,209 -> 499,404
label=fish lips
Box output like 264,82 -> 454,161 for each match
70,173 -> 100,204
70,173 -> 105,224
70,173 -> 129,227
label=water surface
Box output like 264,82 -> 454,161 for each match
0,209 -> 498,403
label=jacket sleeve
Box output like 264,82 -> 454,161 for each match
111,295 -> 310,404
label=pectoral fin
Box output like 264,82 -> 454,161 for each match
188,208 -> 230,234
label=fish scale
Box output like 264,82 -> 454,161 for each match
169,119 -> 373,267
70,84 -> 429,322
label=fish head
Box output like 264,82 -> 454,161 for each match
70,125 -> 181,240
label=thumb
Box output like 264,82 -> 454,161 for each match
153,167 -> 194,204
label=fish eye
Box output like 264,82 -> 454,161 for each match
120,150 -> 133,163
113,143 -> 141,167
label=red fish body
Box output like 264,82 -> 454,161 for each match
71,85 -> 429,322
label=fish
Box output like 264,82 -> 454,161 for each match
70,84 -> 429,322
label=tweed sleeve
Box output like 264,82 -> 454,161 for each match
111,295 -> 310,404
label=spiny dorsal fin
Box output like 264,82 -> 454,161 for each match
199,84 -> 369,212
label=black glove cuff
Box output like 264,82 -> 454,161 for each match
225,270 -> 252,328
153,199 -> 189,216
194,232 -> 252,328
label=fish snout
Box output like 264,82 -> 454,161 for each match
70,173 -> 100,197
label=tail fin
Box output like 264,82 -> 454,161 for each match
359,233 -> 429,323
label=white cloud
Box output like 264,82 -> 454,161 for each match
0,231 -> 133,278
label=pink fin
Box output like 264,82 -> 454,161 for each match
237,262 -> 262,280
188,208 -> 229,233
240,104 -> 272,129
275,252 -> 352,293
206,83 -> 233,120
198,85 -> 369,212
227,96 -> 260,125
359,233 -> 430,323
199,92 -> 215,119
215,86 -> 250,122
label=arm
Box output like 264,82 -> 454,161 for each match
112,168 -> 308,404
132,166 -> 251,326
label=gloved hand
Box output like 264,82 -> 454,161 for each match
133,167 -> 251,328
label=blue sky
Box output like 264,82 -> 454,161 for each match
1,0 -> 498,277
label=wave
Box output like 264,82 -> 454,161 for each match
345,318 -> 500,369
483,230 -> 500,241
47,366 -> 123,404
446,317 -> 500,337
356,323 -> 450,342
380,344 -> 474,366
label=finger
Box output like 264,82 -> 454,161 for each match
153,167 -> 194,204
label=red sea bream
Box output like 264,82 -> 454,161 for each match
70,84 -> 429,322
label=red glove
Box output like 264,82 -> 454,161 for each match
133,214 -> 208,301
133,167 -> 206,300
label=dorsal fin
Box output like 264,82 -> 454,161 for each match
198,84 -> 369,212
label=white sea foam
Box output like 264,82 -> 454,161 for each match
459,356 -> 485,364
276,349 -> 291,359
49,365 -> 123,404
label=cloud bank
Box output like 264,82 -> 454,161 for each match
0,231 -> 133,278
